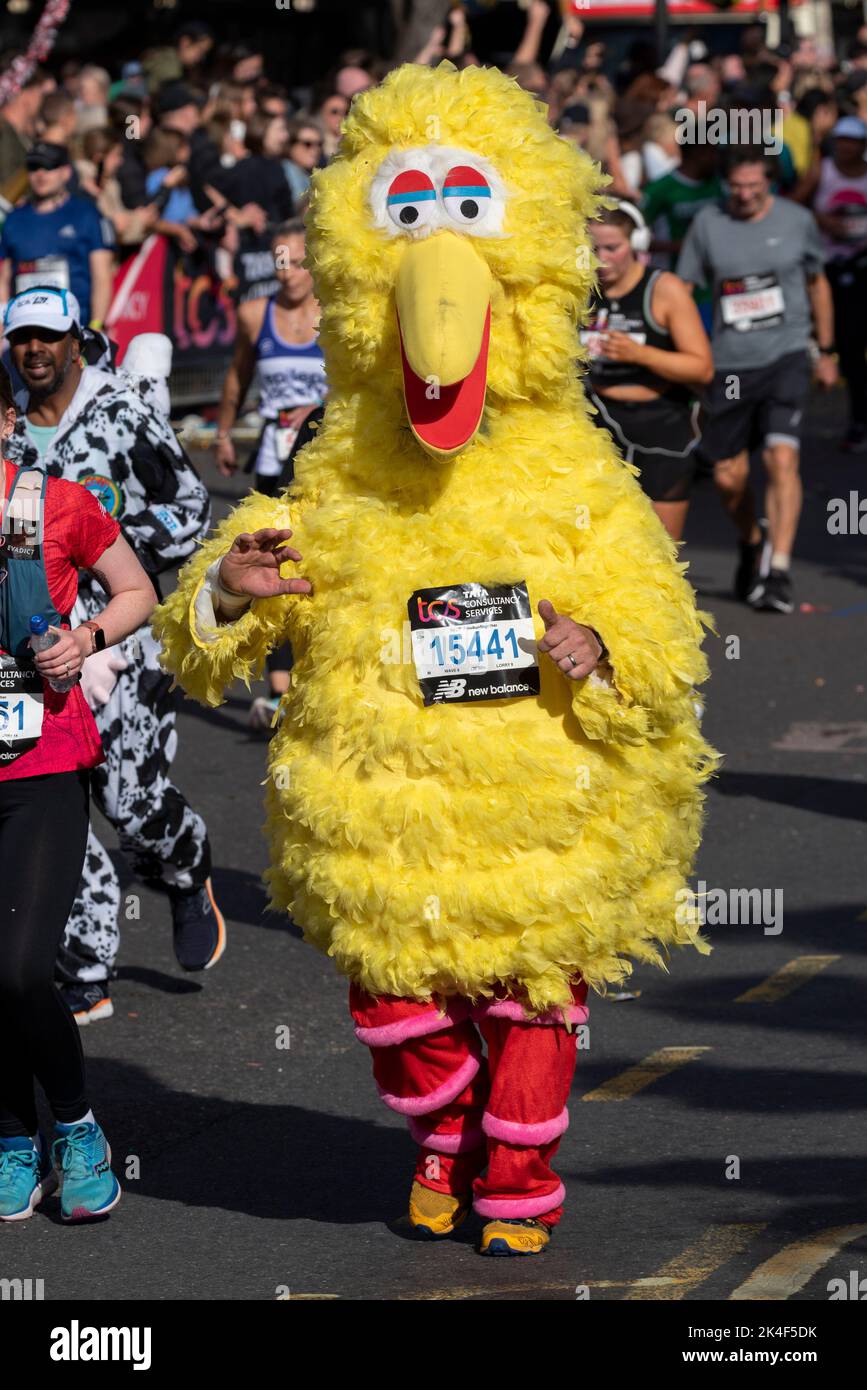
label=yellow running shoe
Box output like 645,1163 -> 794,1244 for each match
408,1180 -> 470,1238
480,1218 -> 551,1256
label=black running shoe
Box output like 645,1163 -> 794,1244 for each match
60,982 -> 114,1027
170,877 -> 227,972
755,568 -> 794,614
734,519 -> 769,602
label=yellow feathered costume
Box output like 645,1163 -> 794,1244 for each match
154,62 -> 717,1016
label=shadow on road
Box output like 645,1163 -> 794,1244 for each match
713,771 -> 867,823
63,1056 -> 414,1226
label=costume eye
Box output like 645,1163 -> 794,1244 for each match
387,169 -> 437,230
442,165 -> 491,225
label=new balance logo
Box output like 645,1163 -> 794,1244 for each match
433,679 -> 467,701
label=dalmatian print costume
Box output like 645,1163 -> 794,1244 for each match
6,364 -> 212,984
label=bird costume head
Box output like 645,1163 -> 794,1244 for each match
306,61 -> 600,458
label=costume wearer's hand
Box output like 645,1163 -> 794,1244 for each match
219,529 -> 312,600
537,600 -> 602,681
79,645 -> 129,708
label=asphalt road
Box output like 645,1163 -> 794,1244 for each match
4,392 -> 866,1302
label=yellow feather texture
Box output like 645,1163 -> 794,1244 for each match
154,62 -> 719,1015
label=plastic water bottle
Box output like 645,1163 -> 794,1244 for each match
29,615 -> 79,693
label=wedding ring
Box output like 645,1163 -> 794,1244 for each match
567,654 -> 578,668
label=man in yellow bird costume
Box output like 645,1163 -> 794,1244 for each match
154,61 -> 717,1257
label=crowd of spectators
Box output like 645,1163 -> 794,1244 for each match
0,4 -> 865,331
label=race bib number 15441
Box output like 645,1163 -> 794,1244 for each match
407,581 -> 540,706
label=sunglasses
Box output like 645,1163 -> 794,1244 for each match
294,137 -> 322,148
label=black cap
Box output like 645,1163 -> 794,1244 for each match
561,102 -> 591,127
155,81 -> 205,117
26,141 -> 70,172
175,20 -> 214,43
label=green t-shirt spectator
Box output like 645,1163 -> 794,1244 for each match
642,171 -> 724,261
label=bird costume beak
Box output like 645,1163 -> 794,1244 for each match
395,232 -> 491,458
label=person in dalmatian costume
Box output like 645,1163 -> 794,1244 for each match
2,285 -> 224,1024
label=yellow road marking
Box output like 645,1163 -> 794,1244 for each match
735,955 -> 839,1004
624,1223 -> 767,1301
394,1278 -> 689,1300
581,1046 -> 710,1102
729,1224 -> 867,1300
276,1293 -> 341,1300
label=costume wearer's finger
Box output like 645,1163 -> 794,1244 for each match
538,620 -> 575,652
537,599 -> 559,629
273,544 -> 303,563
546,635 -> 587,664
277,578 -> 312,595
256,528 -> 295,546
558,654 -> 593,678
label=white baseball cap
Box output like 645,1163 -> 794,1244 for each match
832,116 -> 867,141
3,285 -> 82,337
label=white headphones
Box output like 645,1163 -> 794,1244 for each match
615,200 -> 651,254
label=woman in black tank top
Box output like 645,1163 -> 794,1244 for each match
583,205 -> 713,540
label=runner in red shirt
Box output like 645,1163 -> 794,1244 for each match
0,362 -> 155,1223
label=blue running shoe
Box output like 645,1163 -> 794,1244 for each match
0,1135 -> 57,1221
170,877 -> 227,972
52,1121 -> 121,1222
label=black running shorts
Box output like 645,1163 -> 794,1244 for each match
699,349 -> 811,464
589,391 -> 700,503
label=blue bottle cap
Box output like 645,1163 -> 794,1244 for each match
29,615 -> 48,634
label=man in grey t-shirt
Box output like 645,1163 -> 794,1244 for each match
677,150 -> 837,614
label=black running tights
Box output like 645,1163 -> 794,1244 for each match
0,770 -> 90,1136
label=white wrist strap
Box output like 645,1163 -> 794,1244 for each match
215,578 -> 252,618
204,558 -> 252,619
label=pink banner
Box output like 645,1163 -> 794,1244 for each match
105,235 -> 169,364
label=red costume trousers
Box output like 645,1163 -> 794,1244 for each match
350,982 -> 589,1225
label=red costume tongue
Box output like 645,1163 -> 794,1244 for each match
399,307 -> 490,455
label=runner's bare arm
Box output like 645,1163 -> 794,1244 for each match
807,271 -> 835,350
89,250 -> 115,326
652,273 -> 713,384
601,274 -> 712,388
34,534 -> 155,681
217,300 -> 264,438
807,271 -> 839,389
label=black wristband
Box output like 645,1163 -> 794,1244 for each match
587,627 -> 609,664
